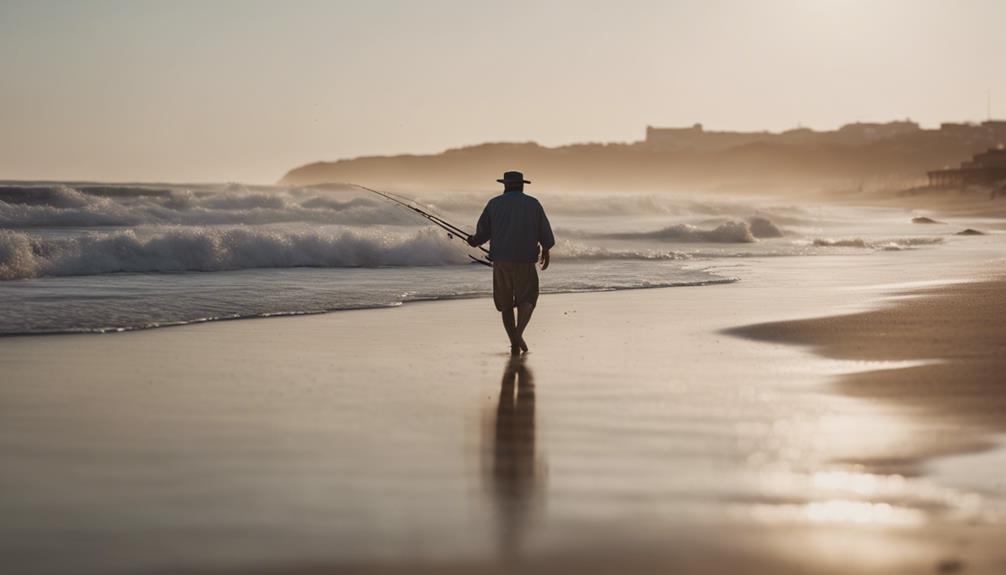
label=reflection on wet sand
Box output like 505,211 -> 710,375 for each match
490,356 -> 541,561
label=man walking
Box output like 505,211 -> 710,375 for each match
468,171 -> 555,355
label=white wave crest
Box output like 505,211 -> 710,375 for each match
1,183 -> 817,235
0,183 -> 415,228
552,240 -> 690,261
812,237 -> 944,250
0,227 -> 472,280
582,220 -> 759,243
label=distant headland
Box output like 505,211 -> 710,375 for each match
280,120 -> 1006,191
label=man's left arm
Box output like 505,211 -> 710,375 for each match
538,205 -> 555,270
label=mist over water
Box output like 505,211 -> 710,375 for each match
0,181 -> 957,334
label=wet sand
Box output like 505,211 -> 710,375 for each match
1,246 -> 1006,574
728,277 -> 1006,475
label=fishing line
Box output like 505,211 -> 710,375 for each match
348,183 -> 493,267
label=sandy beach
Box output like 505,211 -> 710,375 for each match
6,3 -> 1006,574
2,240 -> 1005,575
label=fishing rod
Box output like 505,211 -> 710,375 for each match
349,183 -> 493,267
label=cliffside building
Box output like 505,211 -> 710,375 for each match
644,123 -> 772,151
928,147 -> 1006,187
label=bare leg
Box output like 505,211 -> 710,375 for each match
515,302 -> 534,353
501,309 -> 519,354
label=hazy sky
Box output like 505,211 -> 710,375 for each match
1,0 -> 1004,183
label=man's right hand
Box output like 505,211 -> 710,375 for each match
539,249 -> 550,270
466,235 -> 477,247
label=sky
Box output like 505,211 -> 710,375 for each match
1,0 -> 1004,184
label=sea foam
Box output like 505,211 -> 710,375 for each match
0,227 -> 471,280
0,183 -> 412,228
0,227 -> 708,280
0,183 -> 816,227
811,237 -> 944,250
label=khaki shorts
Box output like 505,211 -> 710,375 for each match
493,261 -> 539,311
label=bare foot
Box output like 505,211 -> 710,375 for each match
510,345 -> 521,356
518,337 -> 529,353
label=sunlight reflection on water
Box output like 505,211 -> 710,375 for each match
745,468 -> 986,528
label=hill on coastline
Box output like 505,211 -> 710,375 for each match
280,121 -> 1006,191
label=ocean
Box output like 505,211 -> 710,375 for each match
0,181 -> 959,335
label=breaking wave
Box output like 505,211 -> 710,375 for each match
565,217 -> 785,244
811,237 -> 944,251
570,217 -> 786,244
0,182 -> 821,229
0,183 -> 416,228
0,228 -> 708,280
553,240 -> 690,261
747,216 -> 785,238
0,227 -> 472,280
629,221 -> 757,243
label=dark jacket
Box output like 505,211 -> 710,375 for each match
469,191 -> 555,263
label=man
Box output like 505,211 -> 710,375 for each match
468,171 -> 555,355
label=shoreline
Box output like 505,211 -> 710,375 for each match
0,274 -> 740,338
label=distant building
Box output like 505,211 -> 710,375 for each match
982,120 -> 1006,143
836,120 -> 920,141
928,147 -> 1006,187
940,122 -> 975,133
645,123 -> 706,147
644,123 -> 778,151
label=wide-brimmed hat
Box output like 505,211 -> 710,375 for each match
497,171 -> 531,184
